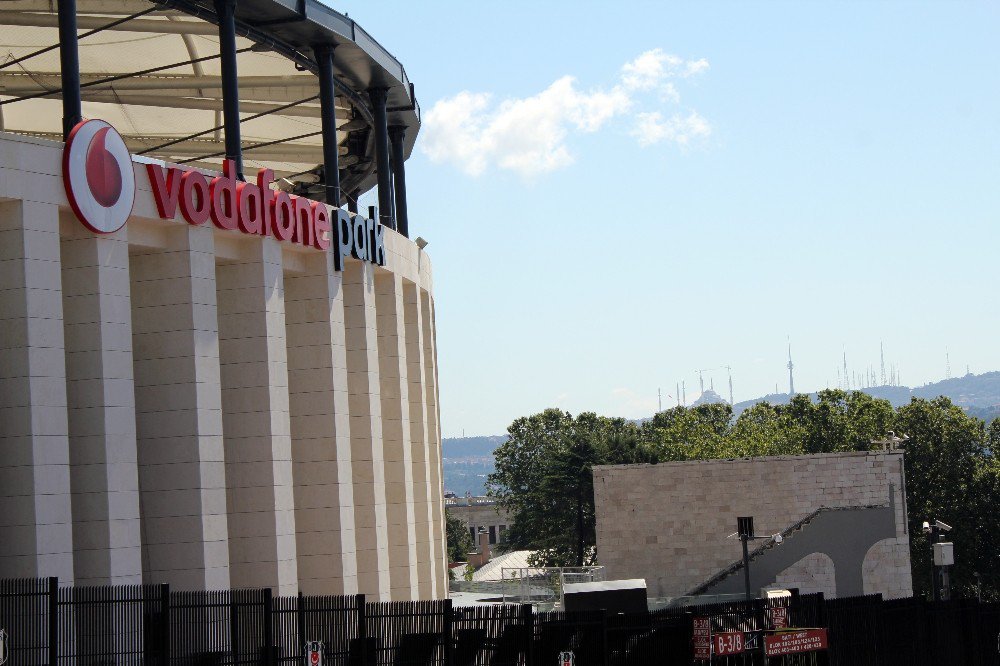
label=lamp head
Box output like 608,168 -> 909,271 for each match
415,236 -> 429,250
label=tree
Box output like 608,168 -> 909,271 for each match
895,397 -> 992,599
445,508 -> 474,564
639,403 -> 734,460
728,401 -> 807,457
778,390 -> 897,454
488,409 -> 649,567
493,393 -> 1000,598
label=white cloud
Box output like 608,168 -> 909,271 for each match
421,76 -> 630,178
420,49 -> 711,178
631,111 -> 712,147
621,48 -> 710,90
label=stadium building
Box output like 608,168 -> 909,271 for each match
0,0 -> 447,600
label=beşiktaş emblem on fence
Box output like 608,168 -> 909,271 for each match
0,628 -> 9,666
304,640 -> 324,666
558,650 -> 575,666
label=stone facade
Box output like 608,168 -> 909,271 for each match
593,451 -> 912,600
0,132 -> 447,600
445,497 -> 511,548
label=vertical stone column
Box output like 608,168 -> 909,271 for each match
342,260 -> 390,599
375,272 -> 418,600
0,200 -> 74,581
285,250 -> 357,595
421,290 -> 447,597
59,218 -> 142,585
130,225 -> 230,590
403,281 -> 434,598
216,238 -> 297,594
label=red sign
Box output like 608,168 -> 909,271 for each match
764,629 -> 829,657
692,617 -> 711,660
64,120 -> 136,234
714,632 -> 745,656
769,606 -> 789,629
63,120 -> 387,272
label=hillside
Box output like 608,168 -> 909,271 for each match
441,435 -> 506,496
732,371 -> 1000,417
442,435 -> 507,459
440,372 -> 1000,495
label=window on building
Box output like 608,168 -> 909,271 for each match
469,527 -> 476,543
489,526 -> 497,545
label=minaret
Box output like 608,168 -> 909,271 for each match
787,341 -> 795,395
658,388 -> 662,413
676,383 -> 680,407
698,370 -> 704,395
727,366 -> 734,406
682,381 -> 686,406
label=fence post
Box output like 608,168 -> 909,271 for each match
48,576 -> 58,666
297,591 -> 306,662
443,598 -> 453,666
160,583 -> 171,666
230,592 -> 240,665
600,608 -> 609,666
263,587 -> 275,666
357,594 -> 367,666
521,604 -> 534,666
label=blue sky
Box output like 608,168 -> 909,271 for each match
340,1 -> 1000,436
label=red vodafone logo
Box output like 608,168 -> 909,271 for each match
63,119 -> 135,234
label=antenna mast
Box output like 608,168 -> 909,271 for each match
787,339 -> 795,395
880,342 -> 886,386
843,350 -> 849,391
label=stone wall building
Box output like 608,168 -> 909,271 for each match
446,496 -> 511,548
593,451 -> 912,600
0,131 -> 446,600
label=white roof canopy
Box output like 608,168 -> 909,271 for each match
0,0 -> 419,200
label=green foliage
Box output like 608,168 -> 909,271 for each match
445,508 -> 475,564
895,397 -> 994,599
490,393 -> 1000,599
487,409 -> 652,567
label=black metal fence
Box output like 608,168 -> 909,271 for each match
3,578 -> 1000,666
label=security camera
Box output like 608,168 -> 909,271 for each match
922,521 -> 931,533
934,520 -> 953,532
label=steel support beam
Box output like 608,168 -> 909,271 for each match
368,87 -> 394,230
0,12 -> 218,34
214,0 -> 243,178
314,44 -> 341,208
56,0 -> 82,138
388,125 -> 409,238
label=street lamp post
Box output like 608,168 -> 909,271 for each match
736,516 -> 784,601
923,519 -> 954,602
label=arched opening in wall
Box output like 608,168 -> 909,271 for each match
774,552 -> 836,598
862,539 -> 912,599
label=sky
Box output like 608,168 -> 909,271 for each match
337,1 -> 1000,437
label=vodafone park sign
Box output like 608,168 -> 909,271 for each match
63,119 -> 385,270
